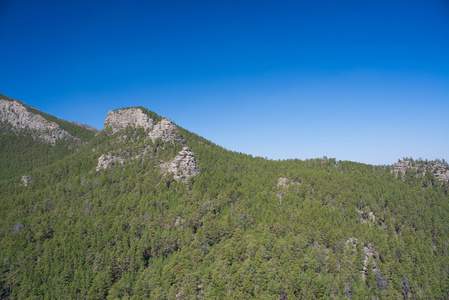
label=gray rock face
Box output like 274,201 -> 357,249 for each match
99,108 -> 199,182
276,177 -> 301,201
103,108 -> 180,142
345,238 -> 358,250
148,117 -> 180,143
357,209 -> 375,224
393,159 -> 449,182
277,177 -> 301,187
104,108 -> 154,133
434,167 -> 449,182
361,243 -> 376,279
21,176 -> 31,186
346,238 -> 377,280
0,99 -> 74,144
277,177 -> 290,187
392,160 -> 412,175
96,153 -> 125,171
162,147 -> 199,183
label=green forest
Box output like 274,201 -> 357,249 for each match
1,106 -> 449,299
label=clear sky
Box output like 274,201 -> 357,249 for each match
1,0 -> 448,165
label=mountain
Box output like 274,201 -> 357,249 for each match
0,93 -> 97,181
1,96 -> 448,299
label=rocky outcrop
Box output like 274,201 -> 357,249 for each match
162,147 -> 199,183
276,177 -> 301,201
393,159 -> 449,182
104,108 -> 154,134
434,167 -> 449,182
104,108 -> 180,143
346,238 -> 377,280
100,108 -> 198,181
148,117 -> 180,143
0,99 -> 74,144
345,238 -> 358,250
361,243 -> 376,280
21,176 -> 31,186
393,160 -> 412,175
277,177 -> 301,187
96,153 -> 125,171
357,209 -> 375,224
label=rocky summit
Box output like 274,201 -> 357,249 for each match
96,107 -> 198,182
393,158 -> 449,182
0,99 -> 75,144
104,107 -> 181,143
104,108 -> 154,133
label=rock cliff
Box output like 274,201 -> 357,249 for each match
96,153 -> 125,171
98,108 -> 199,182
162,147 -> 199,183
0,99 -> 76,144
104,108 -> 154,133
148,117 -> 180,143
393,159 -> 449,182
104,108 -> 180,142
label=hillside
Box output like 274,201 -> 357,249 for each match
0,93 -> 97,181
1,102 -> 449,299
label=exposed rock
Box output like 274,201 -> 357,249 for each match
104,108 -> 154,134
277,177 -> 289,187
393,160 -> 412,175
99,108 -> 192,175
103,108 -> 180,143
345,238 -> 358,250
162,147 -> 199,183
346,238 -> 378,280
148,117 -> 180,143
0,99 -> 74,144
393,159 -> 449,182
277,177 -> 301,187
357,209 -> 376,224
96,153 -> 125,171
434,167 -> 449,182
21,176 -> 31,186
361,243 -> 377,280
174,217 -> 185,229
276,177 -> 301,201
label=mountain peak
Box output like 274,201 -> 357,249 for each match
0,99 -> 75,144
103,107 -> 181,143
104,107 -> 155,134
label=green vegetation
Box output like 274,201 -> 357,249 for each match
0,93 -> 16,102
0,125 -> 74,181
1,107 -> 448,299
0,93 -> 96,181
26,106 -> 96,141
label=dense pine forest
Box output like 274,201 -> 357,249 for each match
1,99 -> 449,299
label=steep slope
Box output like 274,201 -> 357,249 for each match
0,106 -> 448,299
0,93 -> 97,180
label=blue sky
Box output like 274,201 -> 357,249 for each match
1,0 -> 448,165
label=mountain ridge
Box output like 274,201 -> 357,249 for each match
1,93 -> 448,299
